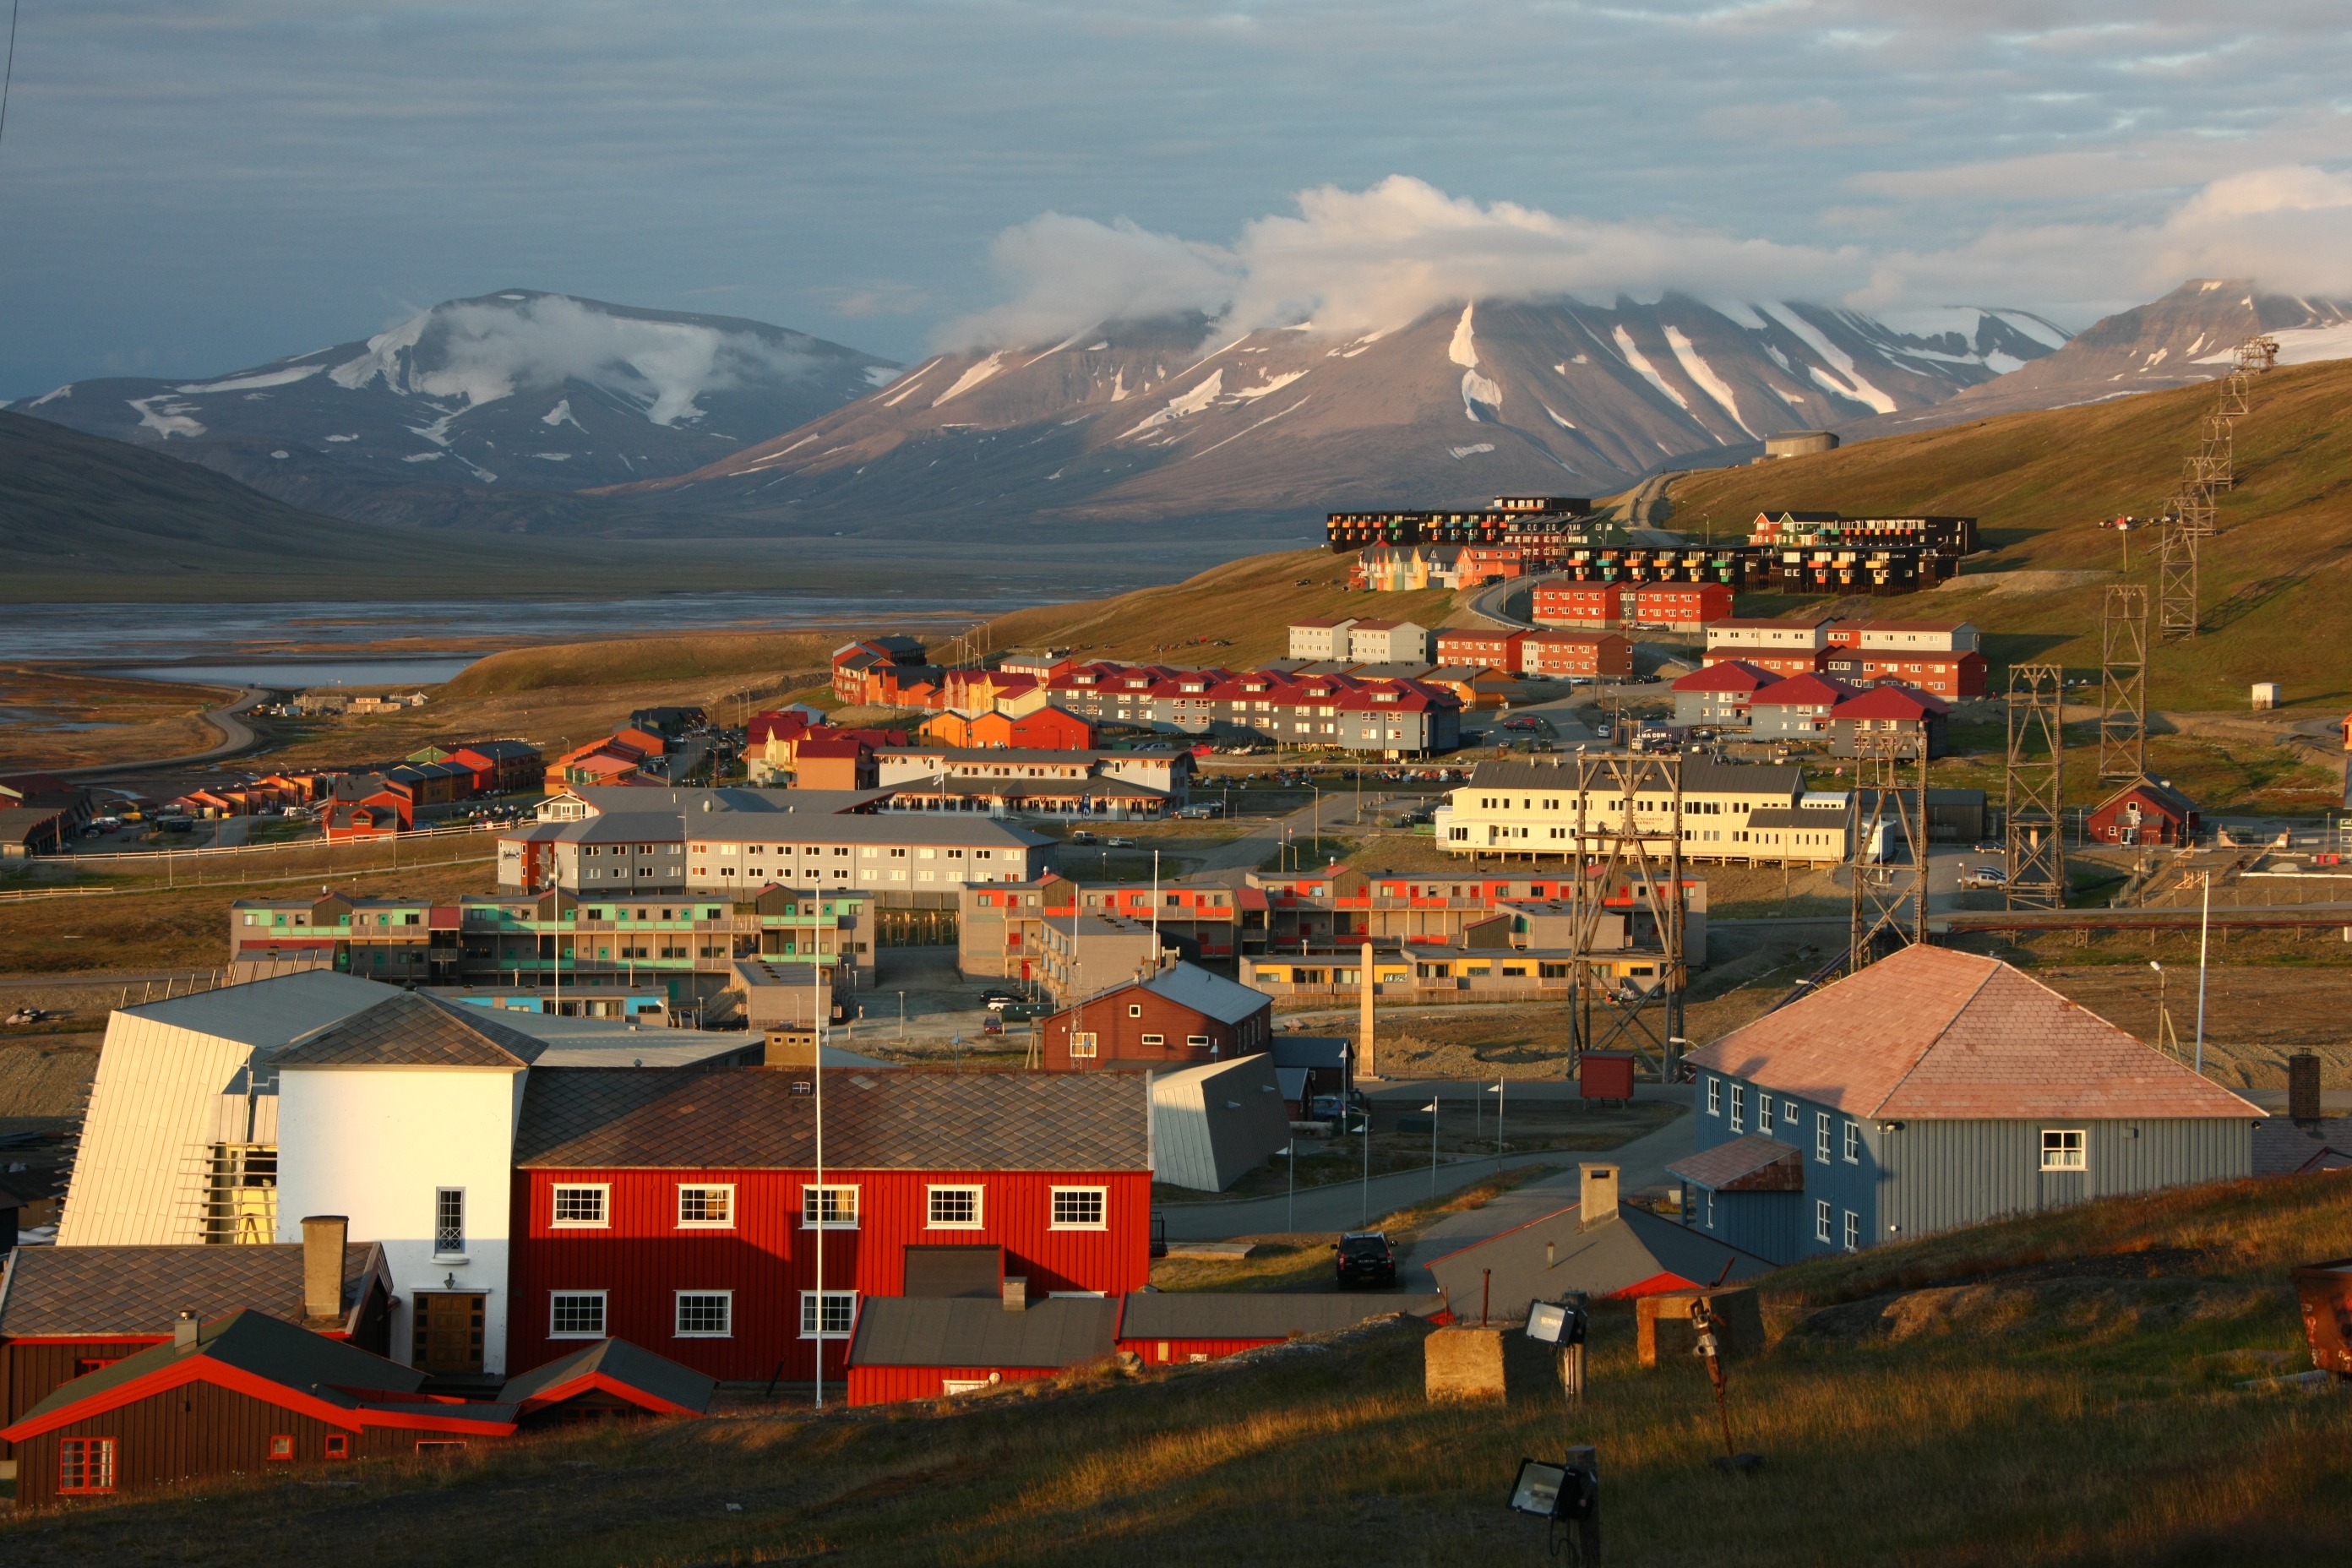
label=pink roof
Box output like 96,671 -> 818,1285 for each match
1746,672 -> 1850,707
1673,661 -> 1778,694
1831,683 -> 1950,719
1687,945 -> 2261,1120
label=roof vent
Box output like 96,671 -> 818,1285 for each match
174,1310 -> 199,1348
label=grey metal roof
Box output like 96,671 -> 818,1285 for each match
874,747 -> 1183,765
1424,1203 -> 1772,1312
433,1008 -> 760,1069
274,991 -> 547,1070
1465,757 -> 1805,798
1271,1036 -> 1351,1070
514,1067 -> 1151,1171
847,1296 -> 1119,1369
1141,962 -> 1273,1026
498,1337 -> 717,1413
0,1241 -> 388,1337
122,970 -> 398,1054
536,811 -> 1050,850
1116,1292 -> 1442,1339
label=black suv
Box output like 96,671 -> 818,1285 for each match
1334,1230 -> 1397,1288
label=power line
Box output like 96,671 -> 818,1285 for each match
0,0 -> 19,154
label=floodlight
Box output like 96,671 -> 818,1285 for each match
1509,1460 -> 1568,1519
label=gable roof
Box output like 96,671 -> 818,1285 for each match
0,1242 -> 388,1338
1140,962 -> 1271,1025
274,990 -> 547,1070
1747,672 -> 1851,707
498,1337 -> 716,1416
1830,683 -> 1950,720
1424,1202 -> 1772,1309
1666,1134 -> 1806,1191
847,1296 -> 1119,1369
1673,660 -> 1779,694
1116,1292 -> 1443,1340
117,970 -> 396,1053
514,1068 -> 1150,1171
2093,776 -> 2200,819
1686,945 -> 2263,1120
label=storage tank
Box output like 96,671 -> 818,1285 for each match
1765,430 -> 1840,460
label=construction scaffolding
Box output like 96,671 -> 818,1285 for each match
1848,733 -> 1929,970
1564,751 -> 1688,1083
2003,662 -> 2068,910
2099,584 -> 2149,781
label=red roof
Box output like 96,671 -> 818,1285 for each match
1830,683 -> 1949,720
1673,660 -> 1778,694
1746,672 -> 1850,708
1687,945 -> 2262,1120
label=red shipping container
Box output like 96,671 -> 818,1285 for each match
1579,1052 -> 1636,1102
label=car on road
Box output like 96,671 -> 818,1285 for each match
1333,1230 -> 1397,1288
1502,716 -> 1541,731
1067,830 -> 1097,845
1103,836 -> 1135,848
1957,865 -> 2006,890
1173,803 -> 1223,819
978,988 -> 1023,1008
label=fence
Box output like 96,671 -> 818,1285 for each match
42,819 -> 497,866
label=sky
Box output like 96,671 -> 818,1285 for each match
3,1 -> 2351,397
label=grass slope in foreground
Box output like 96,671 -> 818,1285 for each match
1662,358 -> 2352,713
4,1176 -> 2345,1566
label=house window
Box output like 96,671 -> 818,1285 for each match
1816,1113 -> 1832,1163
1756,1095 -> 1773,1135
58,1437 -> 117,1494
1707,1078 -> 1721,1117
1843,1121 -> 1860,1164
1843,1211 -> 1859,1252
1129,1004 -> 1143,1018
1187,1035 -> 1211,1048
675,1292 -> 733,1337
1070,1032 -> 1098,1059
551,1184 -> 608,1228
1139,1033 -> 1165,1046
324,1434 -> 350,1460
2041,1130 -> 2087,1171
551,1292 -> 607,1338
434,1188 -> 466,1258
269,1434 -> 294,1462
1784,1097 -> 1801,1128
1051,1187 -> 1108,1230
678,1185 -> 734,1228
1729,1083 -> 1745,1133
801,1290 -> 858,1338
927,1185 -> 983,1228
1816,1200 -> 1832,1243
802,1184 -> 860,1228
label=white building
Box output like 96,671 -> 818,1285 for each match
1288,618 -> 1359,660
500,809 -> 1054,893
1435,757 -> 1849,868
1703,619 -> 1830,653
1347,619 -> 1434,664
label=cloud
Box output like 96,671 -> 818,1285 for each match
942,214 -> 1234,348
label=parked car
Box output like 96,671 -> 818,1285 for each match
1333,1230 -> 1397,1288
1103,836 -> 1135,848
978,988 -> 1023,1008
1068,830 -> 1097,845
1174,803 -> 1223,819
1502,716 -> 1540,731
1958,865 -> 2006,890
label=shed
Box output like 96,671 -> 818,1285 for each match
1147,1056 -> 1293,1192
497,1337 -> 716,1423
1269,1035 -> 1353,1113
2086,777 -> 2200,849
845,1296 -> 1119,1405
1116,1291 -> 1445,1365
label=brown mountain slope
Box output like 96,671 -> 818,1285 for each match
1661,357 -> 2352,710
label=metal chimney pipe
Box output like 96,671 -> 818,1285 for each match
2288,1052 -> 2322,1124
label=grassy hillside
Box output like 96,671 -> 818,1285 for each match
1666,358 -> 2352,712
4,1176 -> 2344,1565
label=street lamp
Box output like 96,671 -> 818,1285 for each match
1489,1079 -> 1506,1164
1277,1142 -> 1295,1233
1424,1098 -> 1440,1194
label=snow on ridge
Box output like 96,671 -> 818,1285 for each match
1460,368 -> 1503,421
1611,326 -> 1690,416
1541,403 -> 1577,430
176,364 -> 327,395
1450,443 -> 1496,459
1232,369 -> 1307,401
1663,326 -> 1754,437
1705,299 -> 1770,332
863,365 -> 901,387
1759,302 -> 1897,416
1121,369 -> 1225,438
127,395 -> 204,439
26,384 -> 71,407
542,399 -> 583,429
880,360 -> 939,407
1448,303 -> 1480,369
932,352 -> 1007,406
1988,310 -> 2071,351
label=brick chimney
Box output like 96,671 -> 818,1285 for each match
1578,1163 -> 1619,1232
302,1214 -> 349,1326
2288,1053 -> 2322,1124
1001,1276 -> 1027,1312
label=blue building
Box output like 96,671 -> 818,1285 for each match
1669,945 -> 2262,1264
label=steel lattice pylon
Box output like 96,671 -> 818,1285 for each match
2004,662 -> 2067,910
2157,505 -> 2200,640
2099,584 -> 2149,780
1564,751 -> 1687,1082
1848,732 -> 1928,972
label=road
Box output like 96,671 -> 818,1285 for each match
54,688 -> 265,779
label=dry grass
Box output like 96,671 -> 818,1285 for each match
7,1178 -> 2346,1565
0,664 -> 237,771
0,1037 -> 99,1118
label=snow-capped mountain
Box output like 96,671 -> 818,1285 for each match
11,291 -> 896,497
600,295 -> 2065,523
1854,280 -> 2352,434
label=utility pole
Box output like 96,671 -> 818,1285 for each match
2003,663 -> 2067,910
2099,585 -> 2149,782
1565,751 -> 1685,1081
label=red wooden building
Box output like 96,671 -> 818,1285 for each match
1037,963 -> 1273,1071
1113,1292 -> 1446,1368
506,1069 -> 1153,1386
1519,630 -> 1633,679
1434,628 -> 1527,671
2087,778 -> 2201,848
846,1295 -> 1119,1405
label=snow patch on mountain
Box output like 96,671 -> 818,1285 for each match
176,365 -> 326,395
932,353 -> 1007,406
1612,327 -> 1690,414
1232,369 -> 1307,401
128,396 -> 204,439
542,399 -> 582,429
1121,369 -> 1225,438
1451,443 -> 1495,458
1663,326 -> 1754,436
1760,302 -> 1897,415
1448,303 -> 1480,369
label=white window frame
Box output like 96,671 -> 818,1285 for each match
1049,1186 -> 1108,1231
800,1289 -> 858,1339
1816,1112 -> 1832,1163
1842,1211 -> 1859,1252
1784,1097 -> 1801,1129
1186,1034 -> 1211,1048
1815,1200 -> 1832,1244
673,1290 -> 733,1338
926,1184 -> 984,1229
1706,1077 -> 1721,1117
1728,1082 -> 1745,1133
676,1184 -> 736,1229
1128,1004 -> 1143,1018
1843,1119 -> 1860,1163
1069,1031 -> 1097,1059
2040,1129 -> 2087,1171
801,1184 -> 861,1229
1756,1094 -> 1773,1135
550,1184 -> 609,1228
1139,1032 -> 1165,1046
549,1290 -> 607,1339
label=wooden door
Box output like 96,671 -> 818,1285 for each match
411,1293 -> 485,1374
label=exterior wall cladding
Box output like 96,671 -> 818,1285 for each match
1686,1071 -> 2252,1264
507,1168 -> 1152,1383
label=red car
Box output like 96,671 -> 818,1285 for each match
1503,717 -> 1541,731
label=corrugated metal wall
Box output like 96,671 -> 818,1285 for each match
506,1167 -> 1151,1383
845,1364 -> 1059,1407
1881,1118 -> 2254,1242
57,1017 -> 253,1245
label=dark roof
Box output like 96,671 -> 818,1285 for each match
1116,1292 -> 1442,1339
1271,1036 -> 1351,1071
454,738 -> 541,761
1465,757 -> 1805,798
847,1297 -> 1118,1369
498,1337 -> 716,1414
1667,1134 -> 1806,1191
514,1068 -> 1151,1171
1424,1202 -> 1773,1310
0,1242 -> 388,1337
275,991 -> 547,1069
8,1309 -> 422,1432
2252,1116 -> 2352,1178
1141,963 -> 1271,1026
